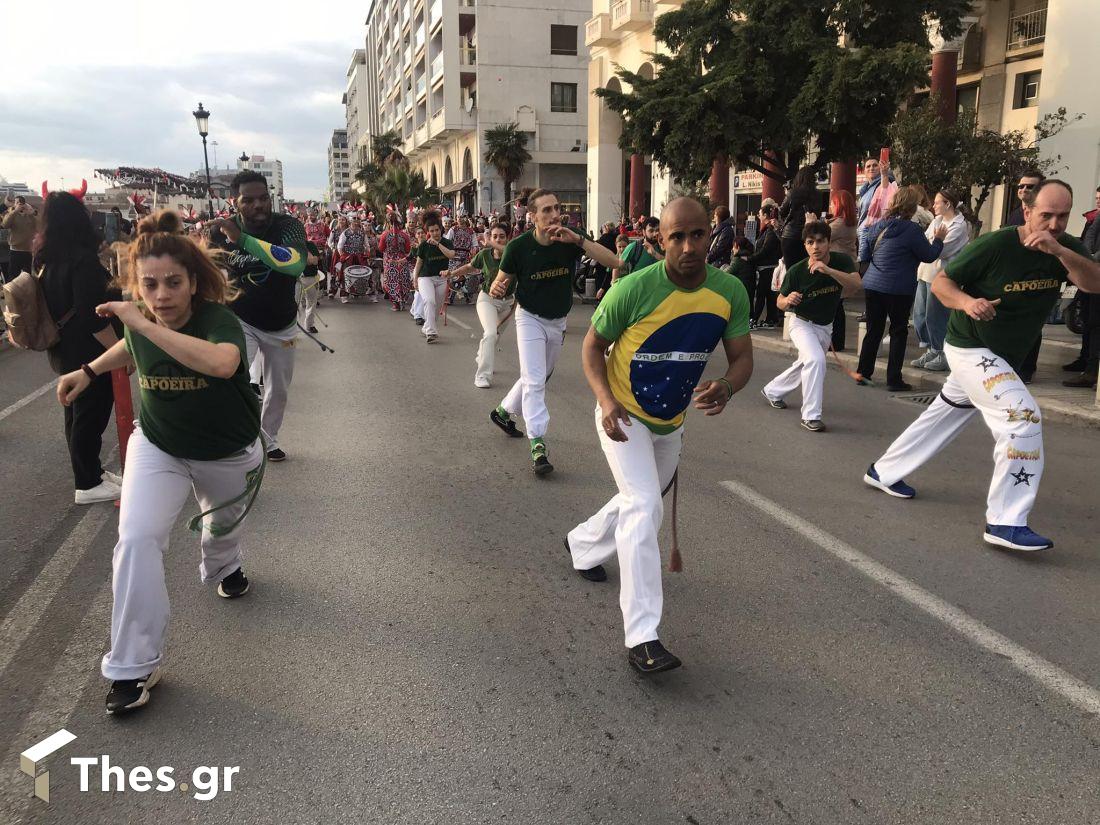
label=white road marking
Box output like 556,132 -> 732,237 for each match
0,506 -> 114,678
0,379 -> 58,424
719,479 -> 1100,717
447,314 -> 472,331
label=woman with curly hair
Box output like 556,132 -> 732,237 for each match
56,209 -> 263,715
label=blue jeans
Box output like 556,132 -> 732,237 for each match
913,280 -> 949,351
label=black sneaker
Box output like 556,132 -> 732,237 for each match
533,454 -> 554,476
761,389 -> 787,409
414,317 -> 425,326
307,326 -> 319,334
886,381 -> 913,392
106,668 -> 162,714
628,640 -> 682,675
490,408 -> 523,438
1063,358 -> 1087,372
800,418 -> 825,432
564,537 -> 606,582
217,567 -> 250,598
267,448 -> 286,462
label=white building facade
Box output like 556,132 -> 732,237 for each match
237,153 -> 285,210
365,0 -> 592,221
325,130 -> 350,203
344,50 -> 369,186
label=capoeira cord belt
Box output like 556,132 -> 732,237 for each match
186,439 -> 268,538
661,471 -> 683,573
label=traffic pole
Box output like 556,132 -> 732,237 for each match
111,369 -> 135,471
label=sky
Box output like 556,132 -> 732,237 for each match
0,0 -> 371,202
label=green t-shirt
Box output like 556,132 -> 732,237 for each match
498,230 -> 583,319
622,239 -> 664,272
780,252 -> 856,326
125,302 -> 261,461
592,262 -> 751,434
415,238 -> 454,279
944,227 -> 1089,368
472,248 -> 512,296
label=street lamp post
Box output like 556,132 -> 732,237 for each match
192,102 -> 215,219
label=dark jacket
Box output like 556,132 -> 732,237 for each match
1084,214 -> 1100,258
594,229 -> 618,291
706,218 -> 735,267
779,186 -> 814,240
747,226 -> 781,269
41,251 -> 119,374
859,218 -> 944,296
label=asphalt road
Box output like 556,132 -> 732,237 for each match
1,298 -> 1098,824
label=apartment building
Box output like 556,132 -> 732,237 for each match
365,0 -> 592,219
345,50 -> 370,195
237,153 -> 285,210
325,130 -> 350,203
585,0 -> 1100,233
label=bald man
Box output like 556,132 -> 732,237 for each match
566,198 -> 753,674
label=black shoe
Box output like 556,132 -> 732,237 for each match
628,640 -> 682,675
490,409 -> 523,438
106,668 -> 162,714
761,389 -> 787,409
800,418 -> 825,432
564,537 -> 606,582
533,454 -> 554,476
414,317 -> 425,326
1063,373 -> 1098,389
217,567 -> 250,598
1062,358 -> 1087,372
307,326 -> 319,334
887,381 -> 913,392
266,448 -> 287,462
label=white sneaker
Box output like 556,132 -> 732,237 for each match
474,377 -> 491,388
103,470 -> 122,486
75,480 -> 121,505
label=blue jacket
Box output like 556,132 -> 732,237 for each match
860,217 -> 944,296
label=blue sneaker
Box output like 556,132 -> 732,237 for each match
863,464 -> 916,499
983,524 -> 1053,552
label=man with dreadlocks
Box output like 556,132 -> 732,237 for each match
212,170 -> 306,463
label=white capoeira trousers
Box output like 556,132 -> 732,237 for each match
568,408 -> 683,648
241,319 -> 296,452
762,315 -> 832,420
410,290 -> 424,320
297,273 -> 322,329
417,276 -> 447,336
101,427 -> 263,680
475,291 -> 514,384
874,343 -> 1044,527
500,307 -> 566,440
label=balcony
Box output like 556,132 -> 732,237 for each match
460,46 -> 477,67
1007,5 -> 1046,51
429,0 -> 443,31
611,0 -> 653,31
431,53 -> 444,79
585,13 -> 620,48
416,75 -> 427,98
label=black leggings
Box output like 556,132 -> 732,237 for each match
63,371 -> 114,490
752,266 -> 778,324
857,289 -> 915,385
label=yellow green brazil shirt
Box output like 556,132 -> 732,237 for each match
592,262 -> 751,434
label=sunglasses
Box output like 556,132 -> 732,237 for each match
1017,184 -> 1036,190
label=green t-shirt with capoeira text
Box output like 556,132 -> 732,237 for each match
944,227 -> 1089,369
125,301 -> 260,461
415,238 -> 454,279
499,230 -> 584,319
592,262 -> 751,434
780,252 -> 857,326
471,248 -> 512,296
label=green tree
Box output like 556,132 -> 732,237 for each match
367,165 -> 438,212
483,123 -> 532,221
889,98 -> 1083,228
354,129 -> 405,189
596,0 -> 970,185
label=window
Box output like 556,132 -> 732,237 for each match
550,24 -> 577,56
1013,70 -> 1041,109
550,82 -> 578,113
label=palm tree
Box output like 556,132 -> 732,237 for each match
367,165 -> 438,213
483,123 -> 532,222
371,130 -> 403,165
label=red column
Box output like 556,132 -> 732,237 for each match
830,160 -> 857,198
629,153 -> 646,220
709,157 -> 729,208
111,369 -> 135,470
930,50 -> 958,125
761,153 -> 785,204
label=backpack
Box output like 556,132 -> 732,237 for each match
2,269 -> 75,351
625,240 -> 647,270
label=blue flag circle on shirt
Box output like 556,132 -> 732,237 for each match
270,245 -> 293,262
628,313 -> 727,419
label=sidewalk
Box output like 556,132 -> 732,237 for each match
749,307 -> 1100,429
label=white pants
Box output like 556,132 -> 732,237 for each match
410,290 -> 424,320
418,276 -> 447,336
475,291 -> 514,384
101,428 -> 263,680
874,343 -> 1044,526
241,319 -> 297,451
297,274 -> 321,328
500,307 -> 567,440
763,315 -> 832,420
568,407 -> 683,648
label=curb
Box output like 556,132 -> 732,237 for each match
748,331 -> 1100,431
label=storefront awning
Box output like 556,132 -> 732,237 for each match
440,178 -> 476,195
